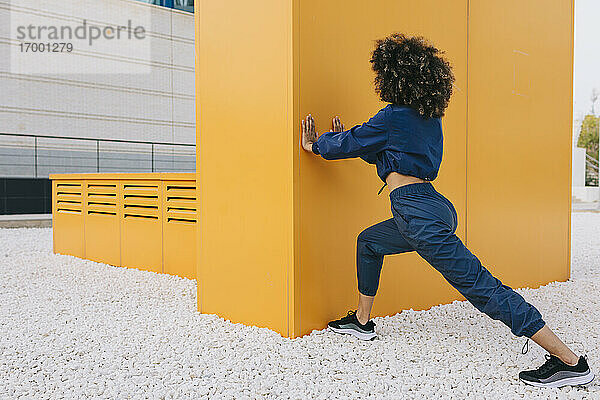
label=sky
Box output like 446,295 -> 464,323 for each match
574,0 -> 600,121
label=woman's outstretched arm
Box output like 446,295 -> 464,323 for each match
301,109 -> 388,159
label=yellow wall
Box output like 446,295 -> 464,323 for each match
296,0 -> 468,335
196,0 -> 295,335
196,0 -> 574,337
466,0 -> 573,289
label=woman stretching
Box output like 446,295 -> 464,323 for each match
300,33 -> 593,388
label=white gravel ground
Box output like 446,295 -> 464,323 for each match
0,214 -> 599,399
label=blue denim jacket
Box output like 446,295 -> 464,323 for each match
312,104 -> 443,183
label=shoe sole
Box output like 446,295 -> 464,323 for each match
328,326 -> 377,341
520,370 -> 595,388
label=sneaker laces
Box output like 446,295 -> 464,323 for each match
538,354 -> 561,374
341,310 -> 357,323
521,339 -> 530,355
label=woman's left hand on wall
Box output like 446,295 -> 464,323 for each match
301,114 -> 318,152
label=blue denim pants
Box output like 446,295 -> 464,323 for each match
357,182 -> 545,338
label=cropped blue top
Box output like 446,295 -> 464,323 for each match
312,104 -> 443,183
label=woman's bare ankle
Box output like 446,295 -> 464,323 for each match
531,325 -> 579,366
356,310 -> 370,325
555,353 -> 579,366
356,293 -> 375,325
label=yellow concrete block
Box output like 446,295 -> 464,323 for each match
53,180 -> 85,258
196,0 -> 573,337
51,173 -> 197,279
163,180 -> 197,279
84,180 -> 121,266
120,180 -> 163,273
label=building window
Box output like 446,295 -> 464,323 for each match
174,0 -> 194,13
135,0 -> 193,13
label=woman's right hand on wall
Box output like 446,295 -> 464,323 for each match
331,116 -> 345,133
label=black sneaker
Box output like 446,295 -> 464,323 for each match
327,310 -> 376,341
519,354 -> 595,388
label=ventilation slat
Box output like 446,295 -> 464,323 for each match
124,194 -> 158,198
57,191 -> 82,196
124,213 -> 159,220
57,208 -> 82,214
87,188 -> 117,195
87,183 -> 117,189
167,196 -> 196,201
123,190 -> 159,198
166,190 -> 196,199
124,194 -> 158,199
124,204 -> 158,210
166,199 -> 196,210
167,206 -> 196,212
124,184 -> 159,189
57,194 -> 82,203
88,201 -> 117,207
166,185 -> 195,190
123,198 -> 159,207
87,203 -> 117,214
56,191 -> 82,196
88,193 -> 117,199
122,206 -> 158,218
56,183 -> 81,188
57,200 -> 81,205
88,210 -> 117,216
165,184 -> 196,198
166,210 -> 197,222
167,217 -> 196,224
123,184 -> 159,198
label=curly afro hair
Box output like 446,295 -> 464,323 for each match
370,33 -> 455,119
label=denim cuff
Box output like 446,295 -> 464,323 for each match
311,142 -> 320,155
357,285 -> 377,297
521,319 -> 546,338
